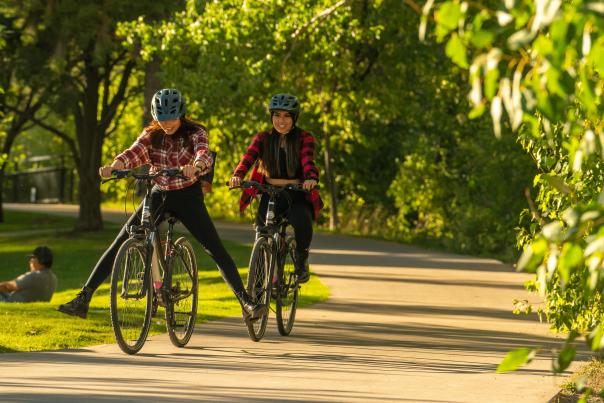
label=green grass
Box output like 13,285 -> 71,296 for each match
0,210 -> 77,233
0,210 -> 329,353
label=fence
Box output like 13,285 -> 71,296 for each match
3,155 -> 74,203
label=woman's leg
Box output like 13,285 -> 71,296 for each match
57,189 -> 166,318
255,194 -> 269,237
84,189 -> 166,291
168,185 -> 245,294
284,193 -> 314,283
286,200 -> 313,252
168,184 -> 267,320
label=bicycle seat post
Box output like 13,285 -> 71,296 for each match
266,198 -> 276,227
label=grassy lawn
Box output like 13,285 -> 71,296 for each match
1,210 -> 77,232
0,210 -> 329,353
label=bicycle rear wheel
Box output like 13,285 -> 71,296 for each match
110,237 -> 153,355
276,236 -> 299,336
165,237 -> 198,347
245,237 -> 271,341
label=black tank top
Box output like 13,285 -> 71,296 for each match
271,147 -> 300,179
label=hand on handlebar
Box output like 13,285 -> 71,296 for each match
229,176 -> 241,188
99,160 -> 125,178
302,179 -> 317,191
181,165 -> 198,179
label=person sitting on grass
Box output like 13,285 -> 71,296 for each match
0,246 -> 57,303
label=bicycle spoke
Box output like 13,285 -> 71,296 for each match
110,239 -> 152,354
165,237 -> 198,347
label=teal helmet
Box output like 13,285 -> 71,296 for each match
151,88 -> 186,121
268,93 -> 300,118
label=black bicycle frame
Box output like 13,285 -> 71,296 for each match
107,169 -> 182,302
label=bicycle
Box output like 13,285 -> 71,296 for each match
103,168 -> 198,354
229,180 -> 311,341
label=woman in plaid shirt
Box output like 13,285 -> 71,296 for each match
58,89 -> 267,322
229,93 -> 323,284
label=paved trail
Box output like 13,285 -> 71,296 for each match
2,204 -> 577,402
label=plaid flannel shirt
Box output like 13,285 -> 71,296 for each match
233,129 -> 324,221
115,126 -> 213,191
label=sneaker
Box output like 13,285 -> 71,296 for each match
294,250 -> 310,284
57,286 -> 93,319
236,291 -> 268,321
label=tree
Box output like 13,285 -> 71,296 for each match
0,4 -> 64,223
421,0 -> 604,377
116,0 -> 533,260
2,1 -> 183,231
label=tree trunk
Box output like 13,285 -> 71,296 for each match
0,128 -> 22,224
321,100 -> 338,230
0,170 -> 5,223
73,51 -> 135,231
75,59 -> 104,231
75,163 -> 103,231
143,58 -> 162,126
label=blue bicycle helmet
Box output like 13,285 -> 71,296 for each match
151,88 -> 186,121
268,93 -> 300,118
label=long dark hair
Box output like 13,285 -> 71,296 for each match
259,127 -> 301,178
143,117 -> 207,150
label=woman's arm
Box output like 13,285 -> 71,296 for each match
113,131 -> 152,169
300,131 -> 319,181
233,131 -> 265,178
191,127 -> 213,173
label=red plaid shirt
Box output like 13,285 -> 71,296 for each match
115,126 -> 213,191
233,128 -> 324,220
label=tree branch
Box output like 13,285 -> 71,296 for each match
524,187 -> 546,226
106,99 -> 129,137
402,0 -> 422,15
282,0 -> 349,70
29,114 -> 81,167
99,59 -> 135,134
290,0 -> 348,40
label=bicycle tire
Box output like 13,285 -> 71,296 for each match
165,237 -> 198,347
110,237 -> 153,355
276,236 -> 299,336
245,237 -> 271,341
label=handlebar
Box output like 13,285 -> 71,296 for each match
102,168 -> 187,184
226,180 -> 319,193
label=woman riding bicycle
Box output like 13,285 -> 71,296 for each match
229,93 -> 323,283
58,88 -> 267,322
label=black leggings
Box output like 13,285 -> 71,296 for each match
85,182 -> 245,295
255,190 -> 313,252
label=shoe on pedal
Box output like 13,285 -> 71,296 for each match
57,286 -> 93,319
294,250 -> 310,284
236,291 -> 268,321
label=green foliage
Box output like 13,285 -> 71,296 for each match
496,347 -> 537,373
425,0 -> 604,371
113,0 -> 534,259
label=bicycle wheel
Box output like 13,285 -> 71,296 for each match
245,237 -> 271,341
165,237 -> 198,347
110,237 -> 153,355
276,236 -> 299,336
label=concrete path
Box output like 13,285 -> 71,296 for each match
2,203 -> 578,402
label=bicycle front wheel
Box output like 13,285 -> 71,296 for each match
110,237 -> 153,355
276,236 -> 299,336
165,237 -> 198,347
245,237 -> 271,341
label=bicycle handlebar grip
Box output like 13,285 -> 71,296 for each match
163,168 -> 182,176
111,169 -> 131,179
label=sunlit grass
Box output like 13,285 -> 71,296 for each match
0,210 -> 329,352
